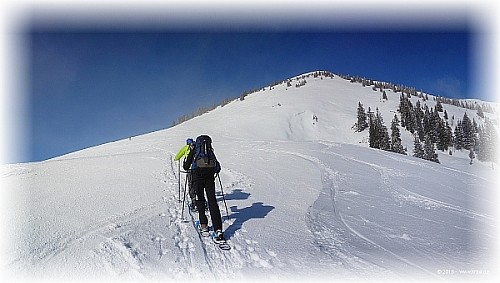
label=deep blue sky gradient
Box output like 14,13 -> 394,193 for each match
26,31 -> 474,162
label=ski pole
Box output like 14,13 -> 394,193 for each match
216,173 -> 230,221
181,172 -> 189,220
178,161 -> 181,202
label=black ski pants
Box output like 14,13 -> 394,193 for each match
192,172 -> 223,232
187,172 -> 196,201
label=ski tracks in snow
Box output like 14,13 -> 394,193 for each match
314,144 -> 494,279
263,145 -> 461,280
162,161 -> 281,280
87,154 -> 280,281
266,148 -> 396,277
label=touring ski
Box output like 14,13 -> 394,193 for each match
195,220 -> 210,237
211,231 -> 231,251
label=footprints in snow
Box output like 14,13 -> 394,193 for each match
98,235 -> 145,275
94,159 -> 280,279
164,165 -> 279,276
232,239 -> 277,269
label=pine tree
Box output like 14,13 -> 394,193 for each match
478,118 -> 498,162
399,95 -> 416,134
354,102 -> 369,132
390,114 -> 406,155
422,108 -> 432,142
407,103 -> 416,134
380,126 -> 391,151
391,113 -> 400,126
369,108 -> 390,150
436,118 -> 447,151
414,100 -> 425,141
423,135 -> 440,163
477,105 -> 484,118
413,135 -> 424,158
367,106 -> 375,123
454,121 -> 463,150
376,108 -> 391,151
429,109 -> 441,144
368,107 -> 377,148
369,108 -> 381,149
461,113 -> 474,150
435,100 -> 443,112
398,94 -> 407,128
472,119 -> 480,152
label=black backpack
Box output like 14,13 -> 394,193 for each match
191,135 -> 221,174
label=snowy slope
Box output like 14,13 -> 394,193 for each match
1,73 -> 499,283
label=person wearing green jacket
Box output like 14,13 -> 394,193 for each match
174,138 -> 197,210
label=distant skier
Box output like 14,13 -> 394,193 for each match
312,114 -> 319,125
174,138 -> 197,210
183,135 -> 225,242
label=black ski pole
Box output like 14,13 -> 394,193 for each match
181,172 -> 189,221
216,173 -> 230,221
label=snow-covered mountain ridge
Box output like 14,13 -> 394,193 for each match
1,71 -> 498,283
176,71 -> 497,157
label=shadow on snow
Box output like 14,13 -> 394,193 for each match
224,202 -> 275,239
215,187 -> 274,239
219,188 -> 251,201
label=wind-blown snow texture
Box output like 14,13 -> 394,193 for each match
2,73 -> 499,283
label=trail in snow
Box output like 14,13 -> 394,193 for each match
254,141 -> 496,281
2,148 -> 281,282
3,139 -> 496,282
90,154 -> 282,281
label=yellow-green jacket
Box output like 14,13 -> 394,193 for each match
174,144 -> 190,162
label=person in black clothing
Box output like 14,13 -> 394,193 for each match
183,136 -> 224,241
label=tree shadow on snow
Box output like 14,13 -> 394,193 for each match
224,202 -> 275,239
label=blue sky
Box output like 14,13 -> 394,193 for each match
25,28 -> 476,162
